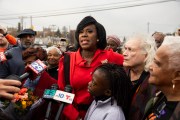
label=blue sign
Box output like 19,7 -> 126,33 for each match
43,89 -> 56,99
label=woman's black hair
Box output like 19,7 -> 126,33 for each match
75,16 -> 107,50
94,63 -> 132,119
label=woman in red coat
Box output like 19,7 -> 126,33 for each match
58,16 -> 124,120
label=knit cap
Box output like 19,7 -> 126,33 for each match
107,35 -> 121,46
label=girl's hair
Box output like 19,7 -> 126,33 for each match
22,46 -> 47,61
94,63 -> 132,119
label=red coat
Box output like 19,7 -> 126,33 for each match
33,71 -> 57,97
22,71 -> 57,97
58,49 -> 124,120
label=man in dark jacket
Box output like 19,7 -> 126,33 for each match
0,29 -> 36,78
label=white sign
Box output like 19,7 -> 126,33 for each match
53,90 -> 75,104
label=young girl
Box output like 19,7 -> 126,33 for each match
85,63 -> 132,120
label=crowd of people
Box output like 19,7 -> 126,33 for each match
0,16 -> 179,120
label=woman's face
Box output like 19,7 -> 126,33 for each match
123,39 -> 147,68
106,39 -> 118,52
149,46 -> 173,88
47,49 -> 61,66
78,24 -> 98,50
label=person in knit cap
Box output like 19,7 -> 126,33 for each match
106,35 -> 122,53
152,32 -> 165,48
57,16 -> 124,120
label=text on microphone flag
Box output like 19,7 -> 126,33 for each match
0,52 -> 7,62
43,89 -> 57,99
54,90 -> 75,104
43,89 -> 75,104
28,59 -> 47,74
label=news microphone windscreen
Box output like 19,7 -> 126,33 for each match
26,59 -> 47,74
64,85 -> 72,93
0,52 -> 12,63
43,84 -> 58,99
25,59 -> 47,80
51,84 -> 59,90
4,52 -> 12,59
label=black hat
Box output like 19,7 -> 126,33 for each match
17,29 -> 37,38
76,16 -> 97,32
75,16 -> 106,50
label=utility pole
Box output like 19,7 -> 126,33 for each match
147,22 -> 150,34
30,16 -> 33,29
19,16 -> 27,31
49,25 -> 57,36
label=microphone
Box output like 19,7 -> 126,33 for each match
6,59 -> 47,82
55,85 -> 73,120
42,85 -> 75,120
0,52 -> 12,63
19,59 -> 47,81
44,84 -> 59,120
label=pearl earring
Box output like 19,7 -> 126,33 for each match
97,39 -> 99,42
173,84 -> 175,90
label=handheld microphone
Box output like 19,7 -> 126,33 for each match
55,85 -> 73,120
0,52 -> 12,63
19,59 -> 47,81
6,59 -> 47,82
44,84 -> 59,120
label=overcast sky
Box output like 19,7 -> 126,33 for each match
0,0 -> 180,37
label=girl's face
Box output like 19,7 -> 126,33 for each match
88,69 -> 111,97
78,24 -> 98,50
